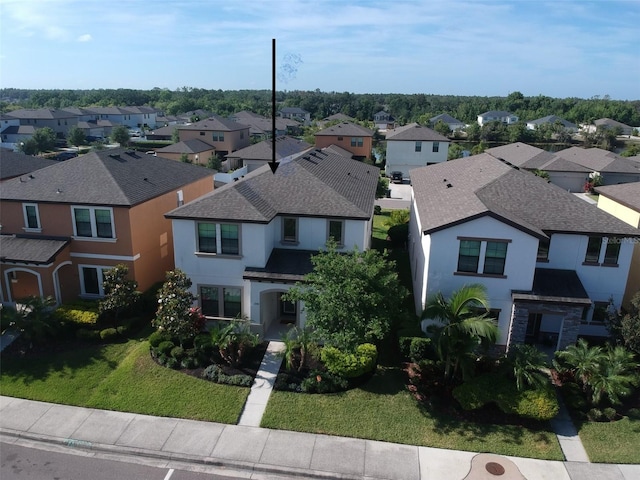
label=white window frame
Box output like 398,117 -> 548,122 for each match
196,222 -> 241,256
22,203 -> 41,232
327,219 -> 345,247
71,206 -> 116,241
455,237 -> 510,277
432,141 -> 440,153
78,265 -> 109,297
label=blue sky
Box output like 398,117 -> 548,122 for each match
1,0 -> 639,100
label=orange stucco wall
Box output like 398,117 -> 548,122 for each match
314,135 -> 373,159
179,128 -> 250,154
0,174 -> 214,299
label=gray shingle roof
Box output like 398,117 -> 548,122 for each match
526,115 -> 577,129
6,108 -> 77,120
430,113 -> 463,125
595,182 -> 640,212
315,122 -> 374,137
0,235 -> 70,264
411,154 -> 640,238
513,268 -> 591,304
479,110 -> 515,117
385,123 -> 449,142
157,139 -> 214,154
166,149 -> 379,223
179,114 -> 248,132
0,151 -> 59,180
243,249 -> 315,282
226,136 -> 311,161
0,147 -> 213,206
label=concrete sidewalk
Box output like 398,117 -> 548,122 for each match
1,396 -> 638,480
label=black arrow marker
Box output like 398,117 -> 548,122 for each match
269,38 -> 279,174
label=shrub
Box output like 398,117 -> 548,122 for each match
157,340 -> 175,356
157,354 -> 168,366
321,344 -> 378,378
99,328 -> 119,341
164,357 -> 179,369
398,337 -> 413,359
170,346 -> 185,360
53,301 -> 100,325
202,364 -> 223,382
587,408 -> 604,422
201,364 -> 251,386
387,223 -> 408,248
603,407 -> 617,421
76,328 -> 100,341
148,330 -> 170,348
180,357 -> 197,369
409,337 -> 433,362
301,370 -> 349,394
374,205 -> 382,215
452,373 -> 559,421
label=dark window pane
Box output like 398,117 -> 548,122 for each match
604,241 -> 620,264
585,236 -> 601,263
95,209 -> 113,238
74,208 -> 92,237
25,205 -> 39,228
200,286 -> 219,317
83,267 -> 100,295
223,287 -> 241,318
198,223 -> 216,253
484,241 -> 507,275
457,240 -> 480,273
283,217 -> 297,242
328,220 -> 343,244
221,224 -> 239,254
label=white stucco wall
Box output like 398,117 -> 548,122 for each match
386,140 -> 449,178
414,215 -> 539,345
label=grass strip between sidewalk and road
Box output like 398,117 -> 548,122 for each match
576,417 -> 640,464
0,339 -> 248,424
261,367 -> 564,461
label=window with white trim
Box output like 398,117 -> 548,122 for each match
80,266 -> 109,296
432,141 -> 440,153
72,206 -> 114,239
197,223 -> 240,255
199,285 -> 242,318
327,219 -> 344,246
22,203 -> 41,230
415,141 -> 422,152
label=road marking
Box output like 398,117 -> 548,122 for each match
163,468 -> 174,480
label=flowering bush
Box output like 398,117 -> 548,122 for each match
152,270 -> 202,343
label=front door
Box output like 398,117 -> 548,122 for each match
525,313 -> 542,344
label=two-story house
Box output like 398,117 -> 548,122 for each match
477,110 -> 519,126
595,182 -> 640,310
178,115 -> 250,158
278,107 -> 311,126
6,108 -> 79,138
384,123 -> 450,180
429,113 -> 466,133
314,122 -> 374,161
409,153 -> 640,352
225,136 -> 311,173
526,115 -> 578,133
373,111 -> 396,131
165,149 -> 379,338
229,111 -> 289,141
0,148 -> 214,305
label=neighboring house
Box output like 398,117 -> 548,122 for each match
323,113 -> 355,123
278,107 -> 311,126
595,182 -> 640,310
314,122 -> 374,160
178,110 -> 213,123
72,106 -> 158,130
409,153 -> 640,352
230,111 -> 289,140
384,123 -> 450,179
0,150 -> 58,181
6,108 -> 79,138
225,136 -> 311,173
594,118 -> 635,136
166,149 -> 379,337
373,111 -> 396,130
526,115 -> 578,133
0,114 -> 21,149
76,119 -> 116,141
0,124 -> 37,151
486,143 -> 640,192
429,113 -> 465,133
477,110 -> 519,126
320,144 -> 355,159
0,148 -> 214,305
177,115 -> 250,157
155,139 -> 216,165
146,125 -> 179,141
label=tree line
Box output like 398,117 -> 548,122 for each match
2,88 -> 639,126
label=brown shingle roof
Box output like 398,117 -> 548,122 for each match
385,123 -> 449,142
315,122 -> 373,137
595,182 -> 640,212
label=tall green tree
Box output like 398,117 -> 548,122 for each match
433,120 -> 451,136
285,242 -> 408,351
99,264 -> 140,329
153,269 -> 202,344
67,126 -> 86,149
32,127 -> 57,152
421,284 -> 499,381
111,125 -> 130,146
18,138 -> 39,155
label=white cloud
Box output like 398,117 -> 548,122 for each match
77,34 -> 92,42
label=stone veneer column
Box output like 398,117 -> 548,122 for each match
507,302 -> 530,351
557,305 -> 583,351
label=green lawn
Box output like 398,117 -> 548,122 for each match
261,367 -> 564,460
0,339 -> 249,424
576,417 -> 640,464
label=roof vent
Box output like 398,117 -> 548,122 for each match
443,178 -> 447,182
109,154 -> 121,159
446,183 -> 453,188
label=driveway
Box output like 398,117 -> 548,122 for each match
376,182 -> 411,210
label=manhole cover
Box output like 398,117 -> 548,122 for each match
485,462 -> 505,476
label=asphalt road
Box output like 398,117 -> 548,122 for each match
0,442 -> 242,480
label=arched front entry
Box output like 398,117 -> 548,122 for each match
4,268 -> 43,304
259,288 -> 299,340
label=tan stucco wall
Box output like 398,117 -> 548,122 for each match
178,129 -> 250,155
314,135 -> 373,159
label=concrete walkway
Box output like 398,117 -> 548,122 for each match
550,399 -> 590,462
2,396 -> 639,480
238,340 -> 285,427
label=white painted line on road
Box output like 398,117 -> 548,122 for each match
163,468 -> 174,480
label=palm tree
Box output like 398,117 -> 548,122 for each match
589,345 -> 638,407
421,284 -> 498,381
553,338 -> 603,393
503,344 -> 549,391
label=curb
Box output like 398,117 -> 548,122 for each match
0,428 -> 363,480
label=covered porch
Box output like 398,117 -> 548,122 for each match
508,268 -> 592,352
243,249 -> 314,340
